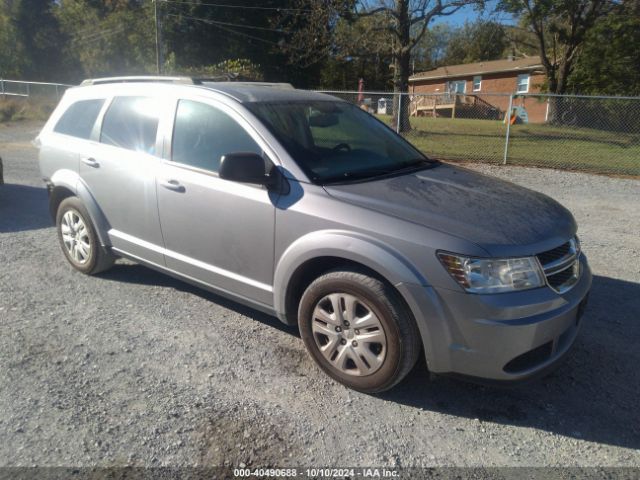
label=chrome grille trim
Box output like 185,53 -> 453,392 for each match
536,237 -> 581,294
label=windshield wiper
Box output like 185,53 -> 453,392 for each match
320,158 -> 439,185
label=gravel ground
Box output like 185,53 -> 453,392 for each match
1,121 -> 639,470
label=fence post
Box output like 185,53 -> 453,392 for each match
396,93 -> 402,133
503,94 -> 513,165
0,79 -> 4,97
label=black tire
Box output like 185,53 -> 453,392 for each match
298,268 -> 421,393
56,197 -> 115,275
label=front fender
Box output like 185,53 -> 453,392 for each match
273,230 -> 429,320
50,170 -> 111,247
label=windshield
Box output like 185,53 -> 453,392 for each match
246,100 -> 438,184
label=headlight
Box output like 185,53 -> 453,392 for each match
438,252 -> 545,294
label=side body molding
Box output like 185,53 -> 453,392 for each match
50,169 -> 111,247
273,230 -> 430,321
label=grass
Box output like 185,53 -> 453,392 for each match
0,96 -> 56,123
377,115 -> 640,176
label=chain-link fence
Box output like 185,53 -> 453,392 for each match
1,81 -> 638,176
317,90 -> 640,176
0,79 -> 72,122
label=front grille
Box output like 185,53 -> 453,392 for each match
548,265 -> 575,288
537,242 -> 571,265
536,238 -> 580,294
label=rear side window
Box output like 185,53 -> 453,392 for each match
171,100 -> 261,172
100,97 -> 160,154
53,99 -> 105,139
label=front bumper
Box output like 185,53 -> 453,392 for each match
398,254 -> 592,382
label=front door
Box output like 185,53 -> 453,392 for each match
156,99 -> 276,306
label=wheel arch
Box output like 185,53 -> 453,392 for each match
49,170 -> 111,246
273,231 -> 429,327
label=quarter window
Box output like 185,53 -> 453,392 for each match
171,100 -> 261,173
516,74 -> 530,93
100,97 -> 161,154
54,99 -> 105,139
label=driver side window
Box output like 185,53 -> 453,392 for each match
172,100 -> 261,173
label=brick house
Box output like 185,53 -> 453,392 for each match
408,56 -> 549,122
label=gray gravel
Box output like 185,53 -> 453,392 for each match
1,121 -> 639,468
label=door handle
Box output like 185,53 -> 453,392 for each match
81,157 -> 100,168
159,179 -> 185,192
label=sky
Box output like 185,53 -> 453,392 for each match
432,1 -> 517,27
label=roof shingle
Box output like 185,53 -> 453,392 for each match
409,56 -> 543,82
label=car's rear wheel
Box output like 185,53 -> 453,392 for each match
298,268 -> 421,393
56,197 -> 115,275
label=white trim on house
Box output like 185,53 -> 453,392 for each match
473,75 -> 482,92
516,74 -> 530,93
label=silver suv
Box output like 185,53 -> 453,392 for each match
37,77 -> 591,392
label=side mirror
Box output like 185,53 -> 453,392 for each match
219,152 -> 278,188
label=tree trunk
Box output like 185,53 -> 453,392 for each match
392,0 -> 411,132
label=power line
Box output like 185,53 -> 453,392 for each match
167,12 -> 288,33
167,13 -> 287,46
167,7 -> 329,64
71,25 -> 125,43
72,26 -> 127,45
160,0 -> 313,13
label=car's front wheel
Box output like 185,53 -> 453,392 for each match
56,197 -> 115,275
298,268 -> 421,393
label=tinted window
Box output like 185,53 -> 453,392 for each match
247,101 -> 436,183
54,99 -> 105,139
172,100 -> 261,172
100,97 -> 160,154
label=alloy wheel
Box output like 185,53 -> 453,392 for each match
311,293 -> 387,376
60,210 -> 91,265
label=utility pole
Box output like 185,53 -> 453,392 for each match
154,0 -> 163,74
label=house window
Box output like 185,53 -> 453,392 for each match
447,80 -> 466,94
516,74 -> 530,93
473,76 -> 482,92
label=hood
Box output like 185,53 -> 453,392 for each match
324,164 -> 576,256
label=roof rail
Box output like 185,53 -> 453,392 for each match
79,76 -> 296,90
80,76 -> 195,86
197,80 -> 295,89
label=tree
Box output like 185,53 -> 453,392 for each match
442,20 -> 508,65
356,0 -> 482,130
158,0 -> 320,86
567,0 -> 640,95
412,23 -> 454,71
280,0 -> 481,130
500,0 -> 613,94
3,0 -> 67,81
0,4 -> 24,78
318,14 -> 396,90
55,0 -> 156,79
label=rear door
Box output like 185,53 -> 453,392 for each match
40,98 -> 106,180
79,95 -> 166,265
156,97 -> 277,306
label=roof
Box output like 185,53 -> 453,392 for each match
409,56 -> 543,82
77,76 -> 336,103
198,82 -> 336,103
